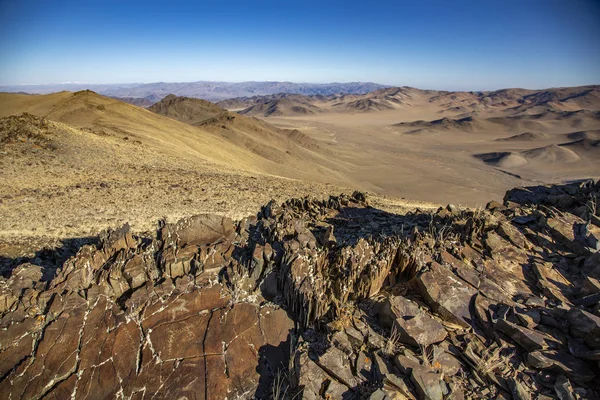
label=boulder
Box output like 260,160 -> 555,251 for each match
495,319 -> 555,351
378,296 -> 447,347
410,368 -> 445,400
415,262 -> 476,328
526,350 -> 595,382
567,308 -> 600,349
159,214 -> 235,247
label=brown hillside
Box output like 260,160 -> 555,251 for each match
148,93 -> 225,124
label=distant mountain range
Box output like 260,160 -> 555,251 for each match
216,85 -> 600,116
0,81 -> 388,102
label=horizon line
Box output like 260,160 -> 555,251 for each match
1,80 -> 599,94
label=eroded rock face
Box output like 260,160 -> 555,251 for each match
0,216 -> 293,399
1,182 -> 600,399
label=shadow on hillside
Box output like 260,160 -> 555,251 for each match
311,205 -> 431,247
254,334 -> 294,399
0,236 -> 99,281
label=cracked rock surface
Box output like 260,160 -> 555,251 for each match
1,182 -> 600,399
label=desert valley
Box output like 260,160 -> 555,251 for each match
1,84 -> 599,248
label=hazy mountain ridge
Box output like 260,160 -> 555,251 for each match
220,85 -> 600,116
0,81 -> 388,102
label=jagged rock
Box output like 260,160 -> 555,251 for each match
2,183 -> 600,398
554,375 -> 576,400
159,214 -> 235,247
323,378 -> 348,399
415,262 -> 476,328
378,296 -> 447,347
393,353 -> 422,376
580,276 -> 600,296
526,350 -> 595,382
432,346 -> 462,376
331,332 -> 355,362
410,368 -> 445,400
439,251 -> 480,288
532,261 -> 574,305
297,352 -> 330,400
494,319 -> 555,351
356,351 -> 374,381
568,338 -> 600,361
496,222 -> 528,249
314,345 -> 359,389
508,376 -> 531,400
546,214 -> 589,254
369,388 -> 411,400
372,353 -> 414,398
583,252 -> 600,279
567,308 -> 600,349
514,309 -> 540,329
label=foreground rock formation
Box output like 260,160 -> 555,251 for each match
1,181 -> 600,399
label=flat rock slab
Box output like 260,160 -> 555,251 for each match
495,319 -> 554,352
415,262 -> 477,328
0,282 -> 293,399
527,350 -> 595,382
378,295 -> 447,347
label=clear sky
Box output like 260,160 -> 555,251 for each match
0,0 -> 599,90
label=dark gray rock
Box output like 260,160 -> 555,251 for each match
567,308 -> 600,349
495,319 -> 554,351
526,350 -> 595,382
378,296 -> 447,347
415,262 -> 476,328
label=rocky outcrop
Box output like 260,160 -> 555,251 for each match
1,181 -> 600,399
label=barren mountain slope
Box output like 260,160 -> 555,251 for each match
148,94 -> 338,172
0,92 -> 436,261
148,93 -> 224,124
0,91 -> 347,183
0,92 -> 353,254
218,93 -> 324,117
223,85 -> 600,117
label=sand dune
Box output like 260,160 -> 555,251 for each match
559,138 -> 600,157
566,129 -> 600,140
395,116 -> 487,132
475,144 -> 583,170
496,132 -> 549,141
474,152 -> 529,168
522,144 -> 581,164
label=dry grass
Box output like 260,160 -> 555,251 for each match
476,346 -> 512,377
383,324 -> 401,356
272,369 -> 288,400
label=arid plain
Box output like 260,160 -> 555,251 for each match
223,86 -> 600,205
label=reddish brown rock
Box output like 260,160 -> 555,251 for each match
378,295 -> 447,347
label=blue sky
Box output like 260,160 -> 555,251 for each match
0,0 -> 599,89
